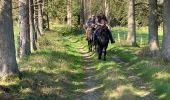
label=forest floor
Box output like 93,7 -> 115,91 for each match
0,25 -> 170,100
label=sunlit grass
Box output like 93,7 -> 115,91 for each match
1,24 -> 169,99
111,27 -> 170,99
0,25 -> 85,99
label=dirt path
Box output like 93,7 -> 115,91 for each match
69,36 -> 157,100
78,45 -> 101,100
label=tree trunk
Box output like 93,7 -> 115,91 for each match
80,0 -> 85,26
86,0 -> 91,17
104,0 -> 109,18
84,0 -> 88,23
127,0 -> 138,46
67,0 -> 72,25
19,0 -> 31,57
34,0 -> 41,39
46,12 -> 50,30
38,0 -> 44,35
0,0 -> 19,77
149,0 -> 159,55
162,0 -> 170,60
29,0 -> 37,52
89,0 -> 92,16
45,0 -> 50,30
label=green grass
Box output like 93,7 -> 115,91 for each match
0,25 -> 85,99
58,26 -> 157,99
1,25 -> 169,100
112,27 -> 163,47
111,27 -> 170,99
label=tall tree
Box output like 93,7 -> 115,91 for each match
80,0 -> 85,26
29,0 -> 37,52
67,0 -> 72,25
34,0 -> 41,39
149,0 -> 159,54
104,0 -> 109,18
89,0 -> 92,16
127,0 -> 138,46
19,0 -> 31,57
84,0 -> 88,22
44,0 -> 50,30
0,0 -> 19,76
38,0 -> 44,35
162,0 -> 170,60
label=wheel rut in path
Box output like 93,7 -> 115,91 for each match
78,45 -> 101,100
111,55 -> 158,100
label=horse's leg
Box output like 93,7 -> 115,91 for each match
103,48 -> 106,61
91,41 -> 93,52
104,44 -> 108,61
92,41 -> 94,51
94,40 -> 98,51
88,41 -> 91,52
98,46 -> 102,60
94,42 -> 97,51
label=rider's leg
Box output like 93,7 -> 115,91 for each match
108,30 -> 114,43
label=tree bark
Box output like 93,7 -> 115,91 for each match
34,0 -> 41,39
67,0 -> 72,25
104,0 -> 109,18
38,0 -> 44,35
46,12 -> 50,30
19,0 -> 31,57
45,0 -> 50,30
0,0 -> 19,77
80,0 -> 85,26
89,0 -> 92,16
162,0 -> 170,60
29,0 -> 37,52
84,0 -> 88,23
149,0 -> 159,54
127,0 -> 138,46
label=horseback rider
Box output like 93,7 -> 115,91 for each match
85,15 -> 96,40
93,13 -> 115,44
86,16 -> 92,27
85,15 -> 96,30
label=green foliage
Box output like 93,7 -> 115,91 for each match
45,0 -> 66,20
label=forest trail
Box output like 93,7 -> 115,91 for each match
68,35 -> 157,100
4,27 -> 159,99
69,38 -> 101,100
78,45 -> 101,100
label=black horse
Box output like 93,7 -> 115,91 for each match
95,26 -> 113,60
